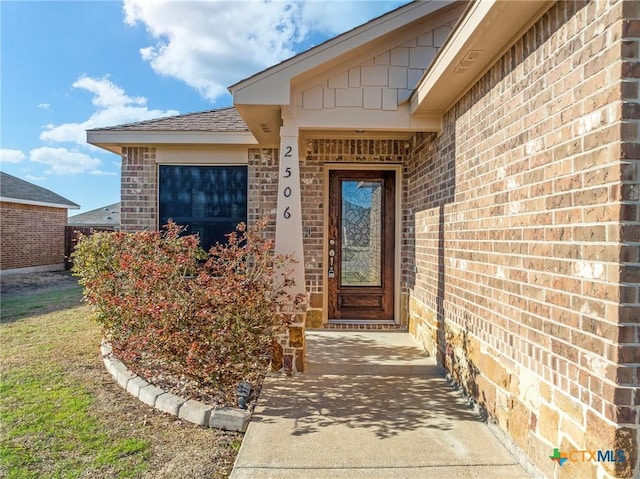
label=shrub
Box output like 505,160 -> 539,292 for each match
72,220 -> 298,403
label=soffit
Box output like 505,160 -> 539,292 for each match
87,131 -> 258,155
411,0 -> 553,118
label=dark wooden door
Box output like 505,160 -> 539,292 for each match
328,170 -> 395,321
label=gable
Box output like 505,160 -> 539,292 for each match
230,1 -> 465,143
297,15 -> 457,115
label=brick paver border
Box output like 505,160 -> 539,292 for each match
100,342 -> 251,432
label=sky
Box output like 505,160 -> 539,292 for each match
0,0 -> 409,215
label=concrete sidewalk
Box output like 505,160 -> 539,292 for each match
230,331 -> 531,478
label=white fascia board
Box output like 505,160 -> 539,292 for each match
231,1 -> 456,106
411,0 -> 551,116
411,0 -> 493,113
0,197 -> 80,210
87,130 -> 258,147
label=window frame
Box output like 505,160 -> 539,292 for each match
157,163 -> 249,250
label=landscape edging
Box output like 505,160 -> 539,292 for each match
100,341 -> 251,432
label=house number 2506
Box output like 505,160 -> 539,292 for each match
282,145 -> 295,220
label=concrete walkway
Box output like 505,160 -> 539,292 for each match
231,330 -> 531,478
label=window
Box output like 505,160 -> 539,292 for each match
159,165 -> 247,251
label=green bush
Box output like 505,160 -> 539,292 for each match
72,220 -> 298,400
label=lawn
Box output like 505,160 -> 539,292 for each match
0,273 -> 242,479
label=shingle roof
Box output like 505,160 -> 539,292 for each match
68,202 -> 120,227
89,106 -> 249,132
0,172 -> 80,209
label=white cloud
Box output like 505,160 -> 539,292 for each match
25,175 -> 46,182
40,75 -> 179,145
38,103 -> 50,110
29,146 -> 111,176
299,1 -> 407,36
123,0 -> 407,102
0,149 -> 26,164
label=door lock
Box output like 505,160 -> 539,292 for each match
328,247 -> 335,278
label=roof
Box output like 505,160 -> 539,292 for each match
87,106 -> 258,153
228,1 -> 458,103
89,106 -> 248,132
229,0 -> 461,142
0,172 -> 80,209
68,202 -> 120,228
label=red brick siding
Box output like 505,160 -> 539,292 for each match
302,139 -> 409,295
619,0 -> 640,441
121,147 -> 277,239
0,202 -> 68,270
121,147 -> 157,232
406,1 -> 637,477
248,148 -> 278,240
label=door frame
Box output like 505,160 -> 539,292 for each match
323,163 -> 403,325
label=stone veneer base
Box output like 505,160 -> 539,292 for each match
100,342 -> 251,433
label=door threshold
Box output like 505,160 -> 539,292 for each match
324,320 -> 406,330
328,319 -> 395,325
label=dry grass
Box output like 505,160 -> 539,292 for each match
1,272 -> 242,479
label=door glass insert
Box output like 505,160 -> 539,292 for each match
341,180 -> 383,286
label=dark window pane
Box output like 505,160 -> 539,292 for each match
159,165 -> 247,251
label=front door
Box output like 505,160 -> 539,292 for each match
328,170 -> 395,322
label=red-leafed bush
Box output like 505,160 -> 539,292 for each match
72,220 -> 299,404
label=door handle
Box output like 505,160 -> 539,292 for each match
328,246 -> 335,278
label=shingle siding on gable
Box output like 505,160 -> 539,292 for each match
298,18 -> 456,113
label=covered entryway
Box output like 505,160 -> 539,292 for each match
226,0 -> 465,370
328,170 -> 395,322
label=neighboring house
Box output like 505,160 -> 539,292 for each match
88,2 -> 639,478
68,202 -> 120,229
0,171 -> 79,274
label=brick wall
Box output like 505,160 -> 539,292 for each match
302,139 -> 409,326
122,147 -> 277,238
121,147 -> 157,232
620,0 -> 640,471
0,202 -> 68,270
406,1 -> 638,478
248,148 -> 278,240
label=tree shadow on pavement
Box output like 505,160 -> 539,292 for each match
255,332 -> 483,439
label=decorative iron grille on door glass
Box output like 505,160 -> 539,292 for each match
341,180 -> 383,287
159,165 -> 248,252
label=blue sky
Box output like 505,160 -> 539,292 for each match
1,0 -> 408,214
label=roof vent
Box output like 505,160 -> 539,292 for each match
259,123 -> 271,133
453,50 -> 483,74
